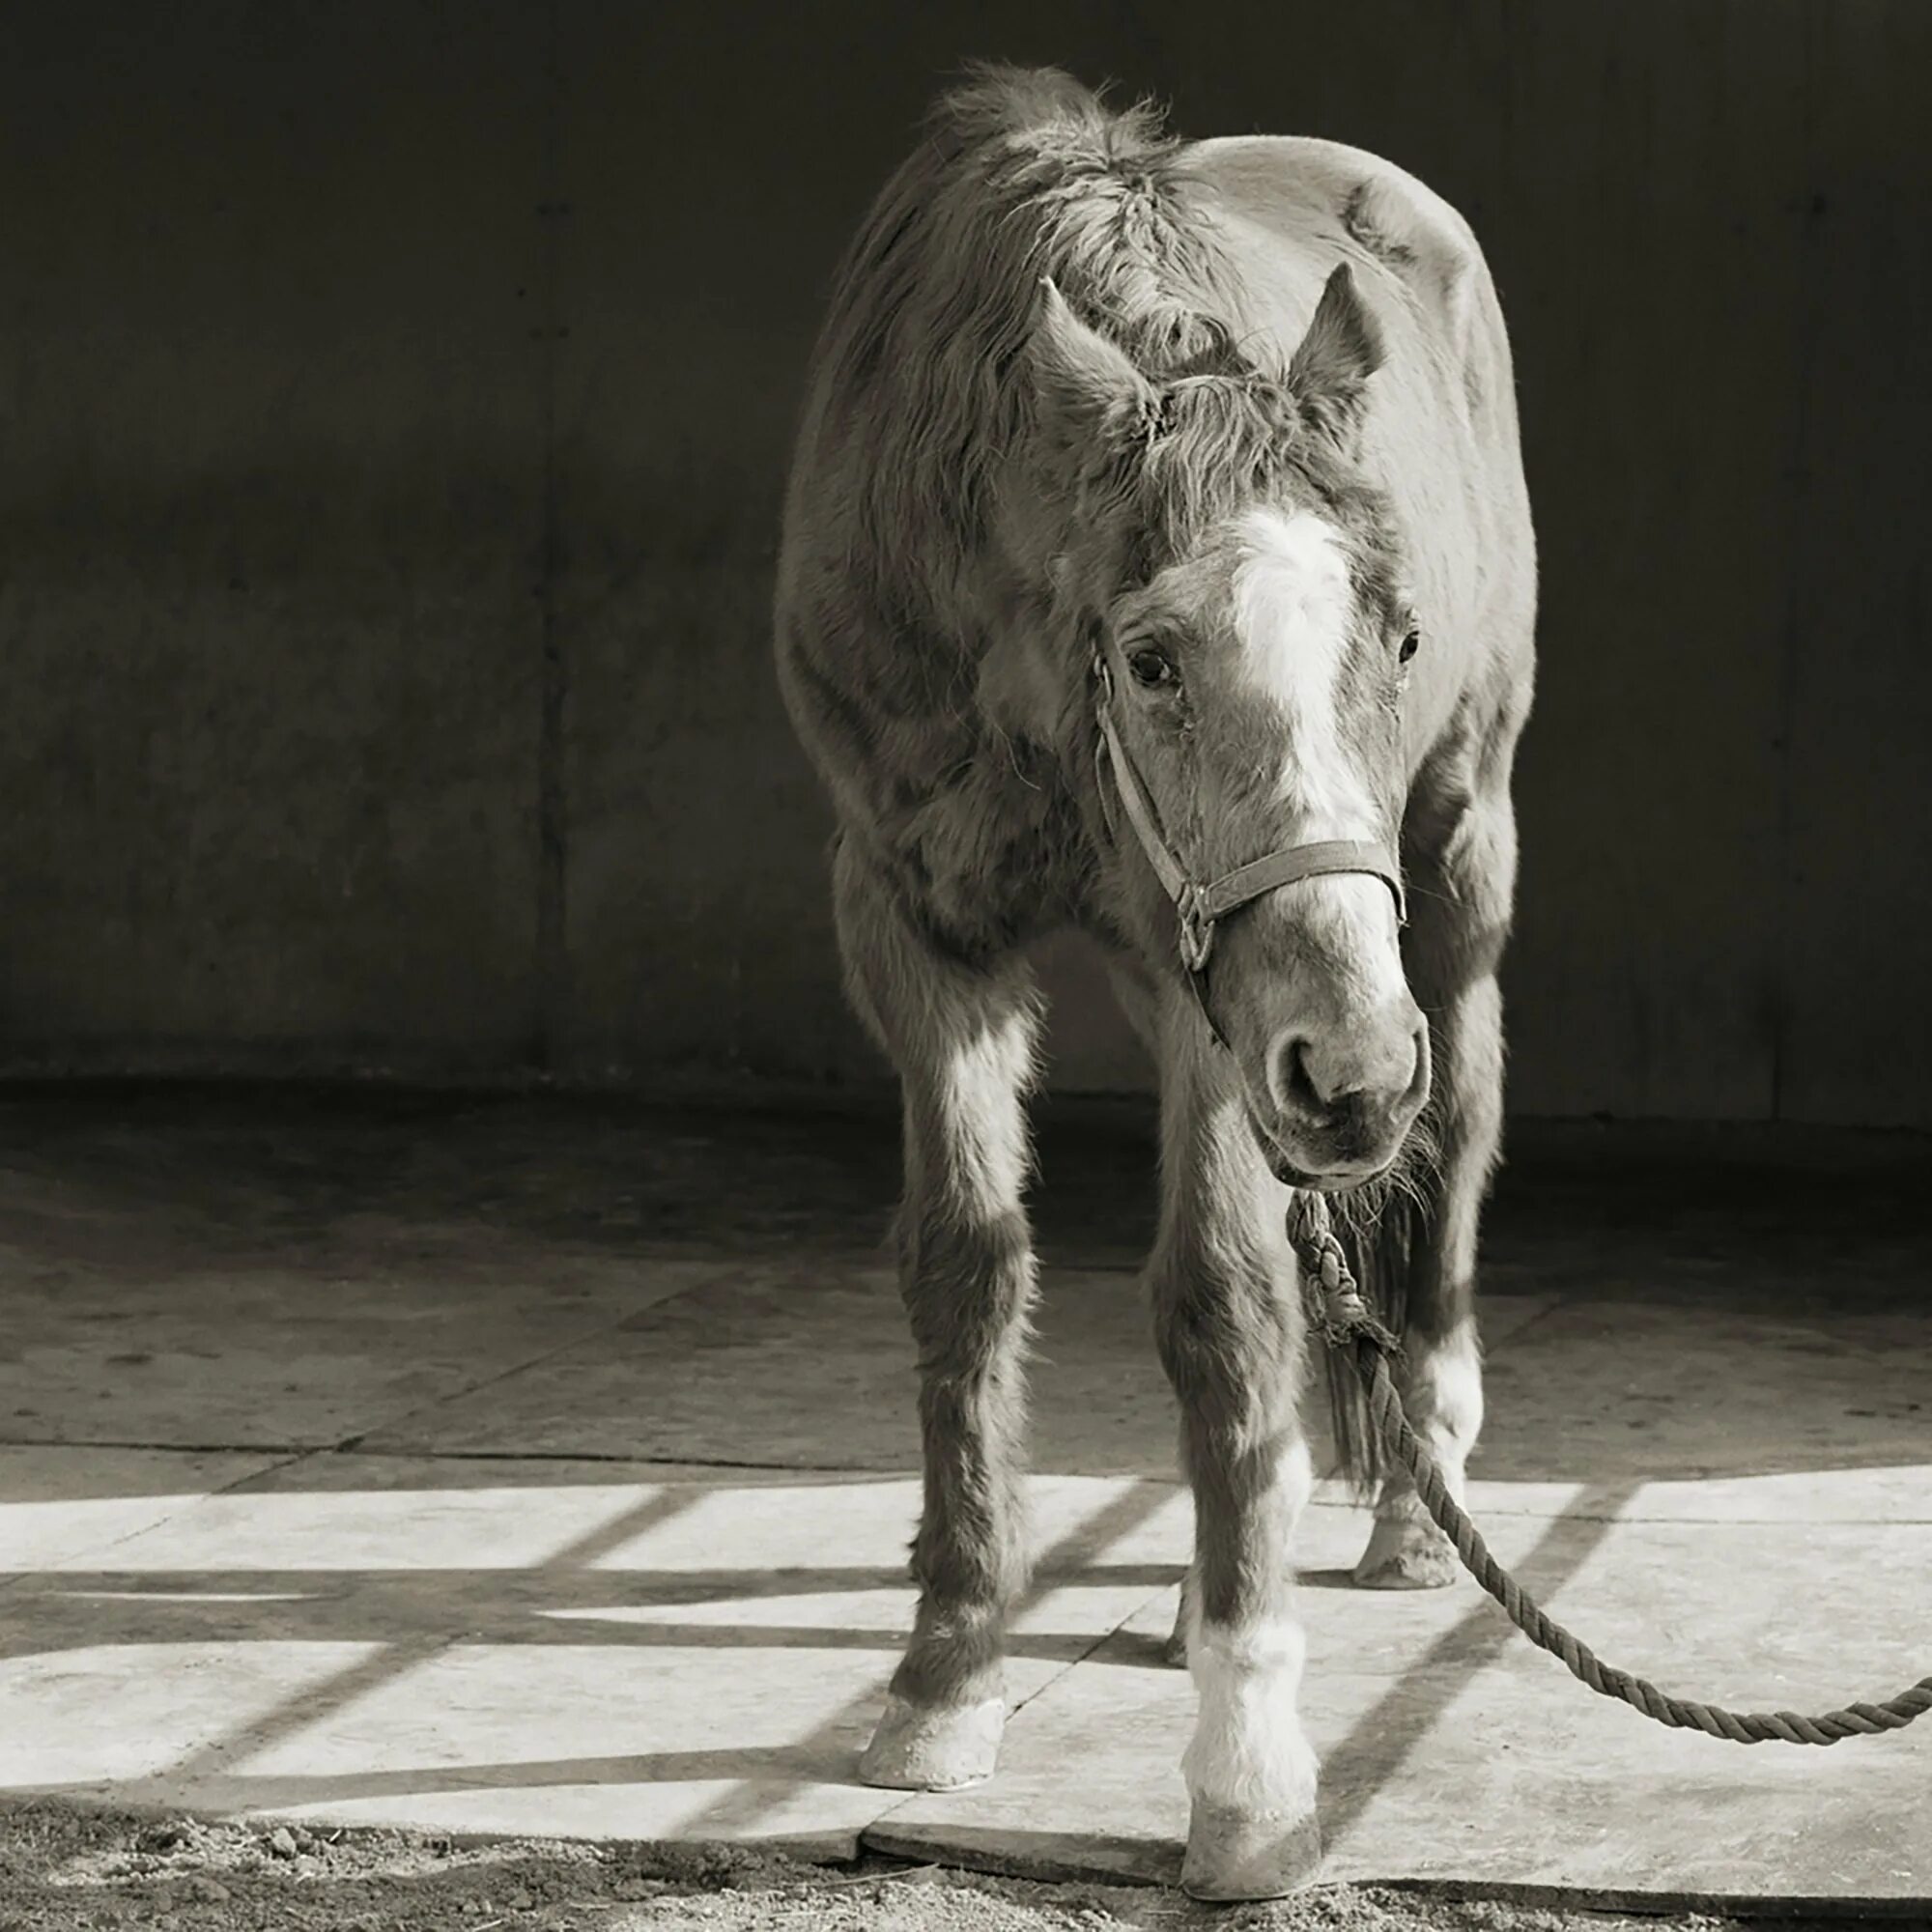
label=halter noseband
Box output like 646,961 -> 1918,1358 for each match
1092,650 -> 1406,1042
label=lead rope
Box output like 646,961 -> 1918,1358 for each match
1286,1191 -> 1932,1746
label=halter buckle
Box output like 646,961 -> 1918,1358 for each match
1177,885 -> 1216,974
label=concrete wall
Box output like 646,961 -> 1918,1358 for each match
3,2 -> 1928,1122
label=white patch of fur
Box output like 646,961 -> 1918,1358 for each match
1260,1432 -> 1315,1533
1232,504 -> 1410,1088
938,1007 -> 1037,1212
1377,1318 -> 1484,1520
1179,1435 -> 1319,1813
1417,1319 -> 1484,1486
1231,506 -> 1375,836
1182,1603 -> 1319,1816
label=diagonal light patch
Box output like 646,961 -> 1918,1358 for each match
1317,1478 -> 1643,1854
158,1486 -> 698,1792
674,1474 -> 1188,1842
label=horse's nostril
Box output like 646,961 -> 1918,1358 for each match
1277,1037 -> 1326,1118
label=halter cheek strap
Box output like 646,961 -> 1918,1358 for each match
1092,651 -> 1406,1035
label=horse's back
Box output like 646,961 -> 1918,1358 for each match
1187,134 -> 1511,448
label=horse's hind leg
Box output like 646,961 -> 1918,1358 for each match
1151,1003 -> 1321,1899
1106,954 -> 1204,1670
1354,753 -> 1520,1589
834,838 -> 1041,1790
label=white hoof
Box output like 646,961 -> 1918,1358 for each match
858,1692 -> 1004,1791
1180,1799 -> 1323,1900
1353,1508 -> 1459,1590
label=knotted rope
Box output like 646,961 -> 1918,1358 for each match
1287,1191 -> 1932,1746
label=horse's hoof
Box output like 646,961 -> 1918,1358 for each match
1352,1514 -> 1459,1590
858,1692 -> 1004,1791
1163,1569 -> 1195,1666
1180,1800 -> 1323,1900
1162,1592 -> 1191,1666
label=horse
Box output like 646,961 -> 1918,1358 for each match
774,66 -> 1535,1899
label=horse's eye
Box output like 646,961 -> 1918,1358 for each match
1127,646 -> 1178,689
1399,626 -> 1421,665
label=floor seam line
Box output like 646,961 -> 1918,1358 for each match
1480,1294 -> 1575,1356
331,1271 -> 737,1450
1010,1582 -> 1174,1720
0,1438 -> 312,1455
339,1451 -> 903,1473
0,1443 -> 321,1596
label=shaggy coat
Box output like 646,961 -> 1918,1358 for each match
776,66 -> 1535,1900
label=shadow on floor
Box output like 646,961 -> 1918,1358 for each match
1,1093 -> 1928,1891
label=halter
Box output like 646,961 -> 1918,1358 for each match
1091,649 -> 1406,1044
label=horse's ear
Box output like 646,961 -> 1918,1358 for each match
1032,278 -> 1155,443
1286,264 -> 1383,449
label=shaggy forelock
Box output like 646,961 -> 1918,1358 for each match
815,69 -> 1268,602
1119,384 -> 1406,620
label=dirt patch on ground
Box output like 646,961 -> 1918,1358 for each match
0,1803 -> 1882,1932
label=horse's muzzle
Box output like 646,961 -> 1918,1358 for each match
1255,1009 -> 1431,1189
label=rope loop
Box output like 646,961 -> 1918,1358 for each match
1287,1189 -> 1932,1747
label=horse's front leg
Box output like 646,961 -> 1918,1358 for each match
1355,775 -> 1517,1588
1151,1009 -> 1321,1900
834,839 -> 1042,1791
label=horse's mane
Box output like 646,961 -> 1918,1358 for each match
810,65 -> 1270,613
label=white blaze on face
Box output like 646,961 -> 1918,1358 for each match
1232,504 -> 1409,1063
1230,506 -> 1375,837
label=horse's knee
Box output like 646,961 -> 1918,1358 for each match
1152,1273 -> 1294,1418
897,1203 -> 1033,1325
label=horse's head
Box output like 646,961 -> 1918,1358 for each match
1034,266 -> 1427,1190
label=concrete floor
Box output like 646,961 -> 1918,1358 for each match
1,1091 -> 1928,1913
